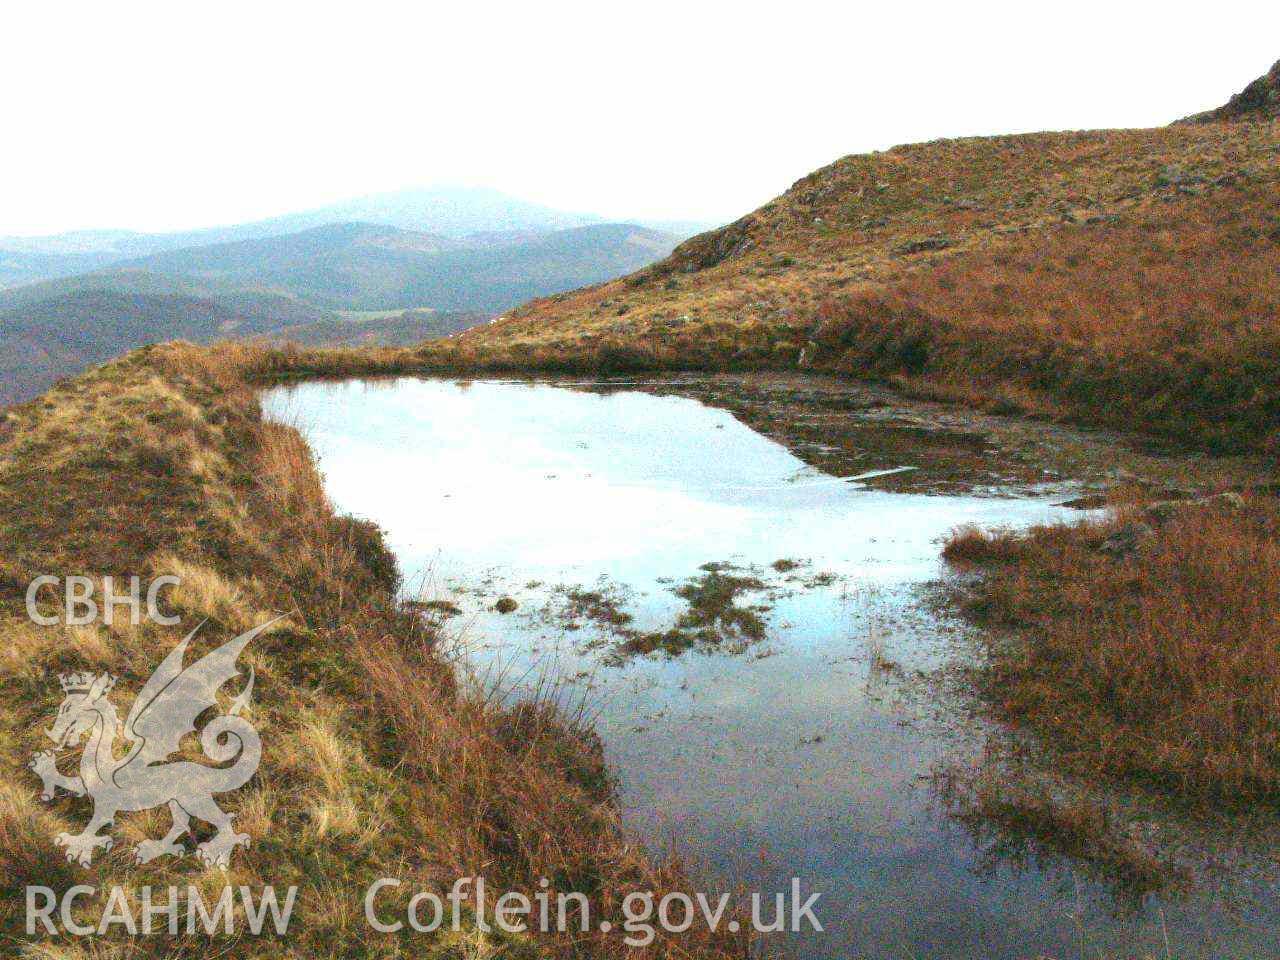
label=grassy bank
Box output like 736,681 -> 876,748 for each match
0,343 -> 747,958
804,183 -> 1280,454
943,497 -> 1280,806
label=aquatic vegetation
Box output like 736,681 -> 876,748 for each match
405,597 -> 463,617
931,760 -> 1179,899
546,566 -> 781,661
547,582 -> 636,633
670,569 -> 769,642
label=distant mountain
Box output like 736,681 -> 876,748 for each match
0,248 -> 123,290
114,221 -> 683,312
0,187 -> 695,403
0,186 -> 713,290
0,218 -> 680,405
0,230 -> 150,256
245,186 -> 604,238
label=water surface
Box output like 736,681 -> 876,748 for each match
264,376 -> 1280,959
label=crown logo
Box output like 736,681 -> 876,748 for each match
58,671 -> 102,693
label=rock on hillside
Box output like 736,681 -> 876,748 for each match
1183,59 -> 1280,123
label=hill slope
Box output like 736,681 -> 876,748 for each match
0,289 -> 322,404
463,117 -> 1280,453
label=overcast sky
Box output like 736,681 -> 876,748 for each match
4,1 -> 1277,236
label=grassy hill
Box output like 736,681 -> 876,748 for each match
1183,58 -> 1280,123
462,119 -> 1280,453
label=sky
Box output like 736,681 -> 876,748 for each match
3,1 -> 1277,236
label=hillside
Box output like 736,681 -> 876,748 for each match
461,117 -> 1280,453
0,290 -> 324,404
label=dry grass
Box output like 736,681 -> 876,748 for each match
0,343 -> 748,958
807,186 -> 1280,453
944,497 -> 1280,805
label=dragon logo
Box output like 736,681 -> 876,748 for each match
28,619 -> 276,869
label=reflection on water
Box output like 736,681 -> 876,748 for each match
264,376 -> 1280,959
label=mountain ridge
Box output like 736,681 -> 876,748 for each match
0,220 -> 682,405
0,186 -> 715,289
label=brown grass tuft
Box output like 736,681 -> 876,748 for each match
944,497 -> 1280,804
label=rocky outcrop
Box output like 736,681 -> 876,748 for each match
654,215 -> 757,275
1183,59 -> 1280,123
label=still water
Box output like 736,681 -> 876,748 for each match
264,376 -> 1280,959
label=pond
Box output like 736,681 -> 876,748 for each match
263,375 -> 1280,959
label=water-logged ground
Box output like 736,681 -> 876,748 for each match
264,373 -> 1280,959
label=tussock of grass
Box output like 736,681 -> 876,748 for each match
940,525 -> 1026,566
944,498 -> 1280,805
